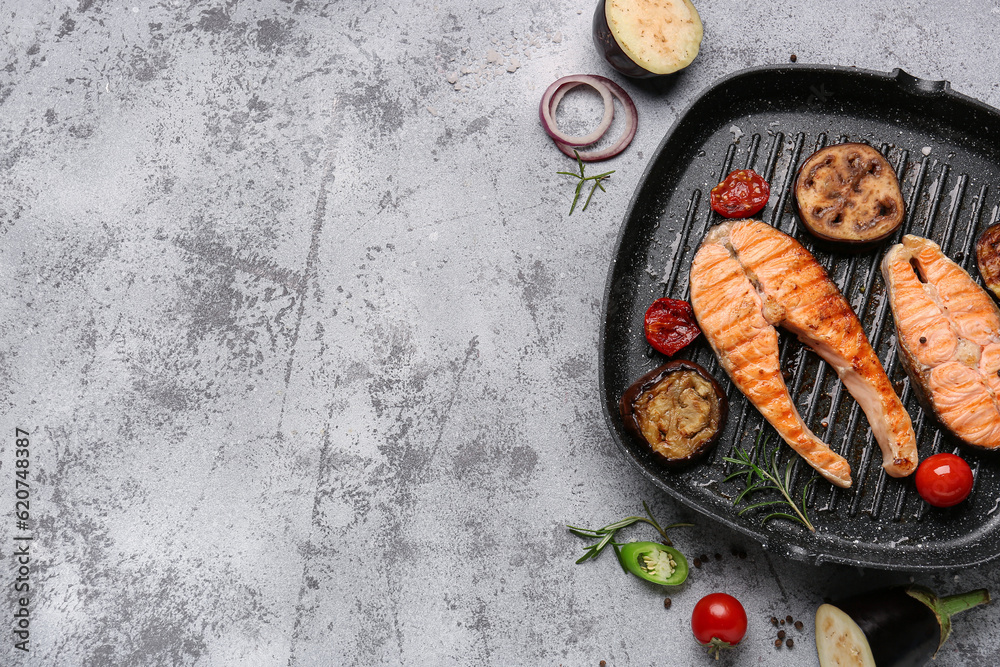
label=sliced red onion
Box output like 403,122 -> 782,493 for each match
538,74 -> 615,147
553,75 -> 637,162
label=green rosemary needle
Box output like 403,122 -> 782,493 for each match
557,150 -> 614,215
723,431 -> 816,533
567,501 -> 692,569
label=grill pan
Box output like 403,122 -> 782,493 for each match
599,64 -> 1000,571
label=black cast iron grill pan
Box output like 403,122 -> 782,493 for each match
599,65 -> 1000,570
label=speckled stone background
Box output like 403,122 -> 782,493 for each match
3,1 -> 1000,665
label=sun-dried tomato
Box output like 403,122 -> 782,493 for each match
710,169 -> 770,218
644,298 -> 700,356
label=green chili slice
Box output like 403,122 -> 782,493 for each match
617,541 -> 689,586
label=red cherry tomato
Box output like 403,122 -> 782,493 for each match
914,453 -> 974,508
691,593 -> 747,659
643,298 -> 701,356
710,169 -> 770,218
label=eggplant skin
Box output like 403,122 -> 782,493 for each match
818,586 -> 991,667
976,222 -> 1000,302
830,588 -> 939,667
619,360 -> 728,468
593,0 -> 703,78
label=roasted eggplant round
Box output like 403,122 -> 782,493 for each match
592,0 -> 703,79
619,360 -> 727,467
795,143 -> 904,245
976,222 -> 1000,301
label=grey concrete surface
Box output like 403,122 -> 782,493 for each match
3,0 -> 1000,665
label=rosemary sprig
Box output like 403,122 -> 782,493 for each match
723,431 -> 816,533
567,501 -> 692,569
557,150 -> 614,215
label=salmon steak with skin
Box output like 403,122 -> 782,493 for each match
689,220 -> 918,488
882,235 -> 1000,450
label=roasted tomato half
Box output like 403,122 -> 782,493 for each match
644,297 -> 700,357
710,169 -> 770,218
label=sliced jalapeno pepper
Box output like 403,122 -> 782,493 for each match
617,541 -> 689,586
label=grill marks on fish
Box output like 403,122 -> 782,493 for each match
691,223 -> 851,487
730,224 -> 917,480
883,235 -> 1000,449
690,220 -> 917,489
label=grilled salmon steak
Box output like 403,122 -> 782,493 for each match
690,220 -> 917,488
882,235 -> 1000,450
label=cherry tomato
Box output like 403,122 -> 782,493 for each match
644,298 -> 701,356
691,593 -> 747,659
710,169 -> 770,218
914,453 -> 974,508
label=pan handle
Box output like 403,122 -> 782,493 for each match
892,68 -> 951,96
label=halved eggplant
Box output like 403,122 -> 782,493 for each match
795,143 -> 904,246
815,585 -> 990,667
619,360 -> 727,467
976,222 -> 1000,301
592,0 -> 703,79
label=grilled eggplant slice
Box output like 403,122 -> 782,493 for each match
593,0 -> 703,79
619,360 -> 727,468
815,586 -> 989,667
976,222 -> 1000,301
795,143 -> 904,245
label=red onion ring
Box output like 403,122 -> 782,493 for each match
553,75 -> 637,162
539,75 -> 615,147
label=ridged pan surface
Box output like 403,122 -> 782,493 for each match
600,65 -> 1000,570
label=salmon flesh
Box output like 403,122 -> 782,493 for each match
689,220 -> 917,488
882,235 -> 1000,450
